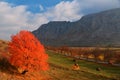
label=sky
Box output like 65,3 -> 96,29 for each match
0,0 -> 120,40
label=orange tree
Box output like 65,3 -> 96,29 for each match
8,30 -> 49,73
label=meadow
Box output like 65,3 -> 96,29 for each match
0,40 -> 120,80
47,50 -> 120,80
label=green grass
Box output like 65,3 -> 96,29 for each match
77,60 -> 120,79
47,50 -> 120,80
0,39 -> 120,80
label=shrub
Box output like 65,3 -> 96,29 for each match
8,30 -> 49,73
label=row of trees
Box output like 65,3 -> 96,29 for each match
45,46 -> 120,65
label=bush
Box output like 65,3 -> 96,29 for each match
8,30 -> 49,73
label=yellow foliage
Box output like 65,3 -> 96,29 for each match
98,55 -> 104,61
88,54 -> 94,59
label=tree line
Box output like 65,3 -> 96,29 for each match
45,46 -> 120,65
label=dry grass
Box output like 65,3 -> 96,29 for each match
0,40 -> 119,80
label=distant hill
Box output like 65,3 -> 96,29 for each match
33,8 -> 120,47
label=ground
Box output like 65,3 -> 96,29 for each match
0,40 -> 120,80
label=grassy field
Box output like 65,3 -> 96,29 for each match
47,50 -> 120,80
0,39 -> 120,80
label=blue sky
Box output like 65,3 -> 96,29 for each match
4,0 -> 72,13
0,0 -> 120,40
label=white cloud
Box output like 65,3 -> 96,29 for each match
0,2 -> 48,40
39,4 -> 44,11
0,2 -> 28,40
0,0 -> 120,40
76,0 -> 120,14
44,1 -> 83,21
46,0 -> 120,20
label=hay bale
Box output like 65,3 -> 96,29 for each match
72,63 -> 80,70
96,67 -> 101,71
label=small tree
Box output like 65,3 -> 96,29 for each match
8,30 -> 49,73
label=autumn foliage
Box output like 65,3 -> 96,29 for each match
8,30 -> 49,72
46,46 -> 120,64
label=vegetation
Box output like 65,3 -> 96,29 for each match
47,50 -> 120,80
46,46 -> 120,64
8,30 -> 49,73
0,39 -> 120,80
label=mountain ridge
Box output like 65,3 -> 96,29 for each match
33,8 -> 120,47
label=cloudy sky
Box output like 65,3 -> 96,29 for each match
0,0 -> 120,40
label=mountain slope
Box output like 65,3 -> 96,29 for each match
33,8 -> 120,47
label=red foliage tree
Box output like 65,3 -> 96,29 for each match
8,30 -> 49,72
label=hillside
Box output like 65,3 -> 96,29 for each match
0,39 -> 8,53
33,8 -> 120,47
0,40 -> 120,80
